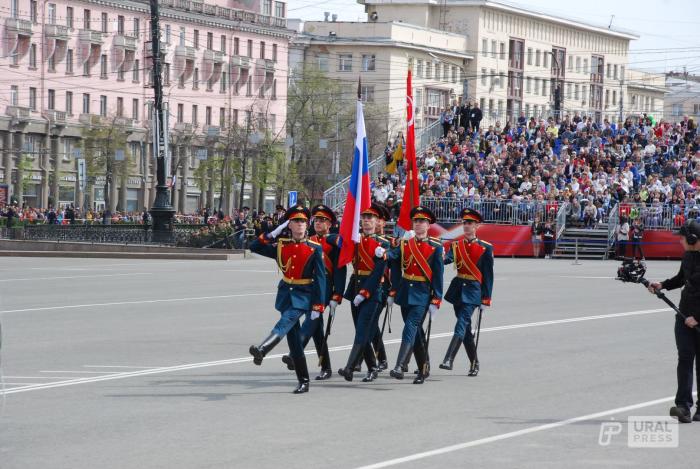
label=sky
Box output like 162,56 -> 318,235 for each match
286,0 -> 700,74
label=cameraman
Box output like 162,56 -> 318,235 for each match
648,220 -> 700,423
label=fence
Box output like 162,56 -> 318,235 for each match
7,224 -> 205,246
420,198 -> 560,225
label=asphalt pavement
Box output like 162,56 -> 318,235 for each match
0,255 -> 696,468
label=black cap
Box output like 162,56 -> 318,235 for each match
460,208 -> 483,223
311,204 -> 337,224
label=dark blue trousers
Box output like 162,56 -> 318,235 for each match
674,316 -> 700,410
271,308 -> 306,358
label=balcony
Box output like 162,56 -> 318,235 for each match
174,122 -> 193,133
45,24 -> 70,41
79,29 -> 104,45
114,35 -> 137,51
46,110 -> 67,126
230,55 -> 250,69
114,116 -> 135,129
5,106 -> 31,122
174,46 -> 196,84
203,49 -> 225,64
4,18 -> 33,59
204,126 -> 220,139
79,113 -> 103,126
174,45 -> 196,61
5,17 -> 33,36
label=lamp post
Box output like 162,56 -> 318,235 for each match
148,0 -> 175,241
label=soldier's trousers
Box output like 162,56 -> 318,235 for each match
399,305 -> 429,367
299,311 -> 331,369
351,300 -> 382,347
674,315 -> 700,410
271,308 -> 306,359
453,303 -> 478,340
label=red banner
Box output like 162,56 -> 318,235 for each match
397,69 -> 419,231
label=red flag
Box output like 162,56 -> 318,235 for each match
397,69 -> 420,231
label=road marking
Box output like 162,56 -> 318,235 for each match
559,276 -> 616,279
1,307 -> 671,396
0,292 -> 276,315
354,396 -> 675,469
3,376 -> 96,379
83,365 -> 161,369
0,273 -> 150,282
39,370 -> 121,374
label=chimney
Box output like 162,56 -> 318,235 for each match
324,12 -> 330,21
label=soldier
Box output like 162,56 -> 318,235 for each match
371,203 -> 395,371
248,205 -> 326,394
281,205 -> 346,380
384,206 -> 444,384
440,208 -> 493,377
338,203 -> 391,382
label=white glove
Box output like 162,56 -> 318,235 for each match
403,230 -> 416,240
311,311 -> 321,320
428,304 -> 439,318
267,220 -> 289,239
329,299 -> 339,310
353,294 -> 365,307
387,296 -> 394,307
375,246 -> 386,257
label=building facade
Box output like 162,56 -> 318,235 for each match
1,0 -> 289,213
665,75 -> 700,123
358,0 -> 639,125
624,69 -> 665,120
289,19 -> 472,138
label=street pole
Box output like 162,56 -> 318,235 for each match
148,0 -> 175,241
618,78 -> 624,124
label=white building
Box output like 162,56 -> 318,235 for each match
358,0 -> 639,124
665,75 -> 700,122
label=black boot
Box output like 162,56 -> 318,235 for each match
281,355 -> 295,371
362,368 -> 379,382
361,344 -> 380,382
468,360 -> 480,377
464,336 -> 479,376
338,344 -> 363,382
439,335 -> 462,370
315,369 -> 332,380
413,339 -> 428,384
693,409 -> 700,422
314,339 -> 332,380
249,333 -> 282,366
292,356 -> 310,394
670,406 -> 692,423
390,342 -> 413,379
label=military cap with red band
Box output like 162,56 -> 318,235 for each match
409,206 -> 436,224
284,205 -> 311,222
460,208 -> 483,223
311,204 -> 337,224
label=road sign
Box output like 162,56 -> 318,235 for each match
115,149 -> 125,161
288,191 -> 297,207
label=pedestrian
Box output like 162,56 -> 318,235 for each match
617,216 -> 630,258
280,204 -> 346,381
470,104 -> 483,132
440,208 -> 494,376
648,220 -> 700,423
385,206 -> 444,384
337,203 -> 390,382
542,221 -> 555,258
248,205 -> 326,394
631,217 -> 645,260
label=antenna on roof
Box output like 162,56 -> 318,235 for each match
608,14 -> 615,29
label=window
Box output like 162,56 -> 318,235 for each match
101,12 -> 108,33
233,37 -> 239,55
481,68 -> 487,86
194,30 -> 199,49
29,87 -> 37,110
246,76 -> 252,96
179,27 -> 185,47
526,76 -> 531,93
66,7 -> 73,28
612,90 -> 617,106
48,3 -> 56,24
163,63 -> 170,86
263,0 -> 272,16
100,55 -> 107,78
500,72 -> 505,89
275,1 -> 285,17
131,99 -> 138,120
581,86 -> 587,103
133,18 -> 139,37
574,84 -> 579,100
219,107 -> 226,127
435,63 -> 440,81
207,32 -> 213,50
82,93 -> 90,114
247,40 -> 253,58
192,105 -> 198,125
568,55 -> 573,71
30,0 -> 37,23
362,54 -> 376,72
220,72 -> 227,93
500,42 -> 506,60
116,97 -> 123,117
118,15 -> 124,35
29,44 -> 37,68
490,68 -> 495,88
193,68 -> 199,89
482,39 -> 487,57
165,24 -> 171,44
583,58 -> 588,74
83,9 -> 90,30
83,60 -> 89,77
100,95 -> 107,116
567,83 -> 572,100
452,66 -> 458,83
221,35 -> 226,53
535,49 -> 541,67
260,41 -> 265,59
338,54 -> 352,72
606,63 -> 611,78
10,85 -> 18,106
416,60 -> 423,78
491,40 -> 497,58
527,48 -> 532,65
271,79 -> 277,100
48,89 -> 55,109
534,78 -> 539,95
694,104 -> 700,115
543,52 -> 548,68
133,59 -> 139,82
620,66 -> 625,81
614,64 -> 618,80
66,91 -> 72,115
272,44 -> 277,62
542,79 -> 548,96
443,64 -> 448,82
361,85 -> 375,103
205,106 -> 212,126
177,103 -> 184,123
316,53 -> 328,72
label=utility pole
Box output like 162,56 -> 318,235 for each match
618,78 -> 624,124
148,0 -> 175,240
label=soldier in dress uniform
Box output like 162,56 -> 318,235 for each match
338,203 -> 391,382
371,203 -> 395,371
280,205 -> 346,380
440,208 -> 493,377
384,206 -> 444,384
248,205 -> 326,394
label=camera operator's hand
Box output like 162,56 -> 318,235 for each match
685,316 -> 699,329
648,282 -> 662,293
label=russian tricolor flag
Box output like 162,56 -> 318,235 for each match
338,86 -> 371,267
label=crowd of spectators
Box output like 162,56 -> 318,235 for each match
377,110 -> 700,231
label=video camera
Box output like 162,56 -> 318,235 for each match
616,258 -> 648,285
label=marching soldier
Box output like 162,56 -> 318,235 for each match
248,205 -> 326,394
384,206 -> 444,384
281,205 -> 346,380
440,208 -> 493,376
338,203 -> 391,382
371,203 -> 395,371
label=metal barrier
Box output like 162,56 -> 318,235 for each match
607,203 -> 620,249
556,202 -> 568,239
617,203 -> 684,230
19,224 -> 204,246
419,198 -> 561,225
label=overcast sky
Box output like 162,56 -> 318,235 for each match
287,0 -> 700,74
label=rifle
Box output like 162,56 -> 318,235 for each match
318,303 -> 337,368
